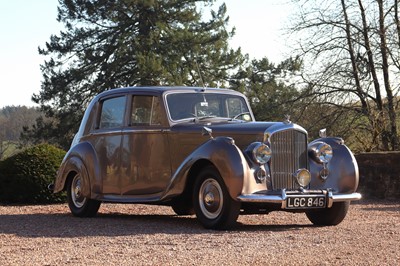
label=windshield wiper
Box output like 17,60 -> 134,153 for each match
197,115 -> 217,120
193,115 -> 227,123
230,112 -> 250,121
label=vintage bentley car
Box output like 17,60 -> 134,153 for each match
53,86 -> 361,229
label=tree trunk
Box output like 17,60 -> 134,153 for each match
340,0 -> 368,114
357,0 -> 388,150
395,1 -> 400,54
377,0 -> 399,150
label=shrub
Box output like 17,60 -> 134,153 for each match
0,143 -> 66,204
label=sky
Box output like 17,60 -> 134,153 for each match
0,0 -> 294,108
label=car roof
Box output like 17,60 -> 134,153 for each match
96,86 -> 242,98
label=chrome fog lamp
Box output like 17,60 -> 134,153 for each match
252,143 -> 272,164
309,141 -> 333,164
294,169 -> 311,187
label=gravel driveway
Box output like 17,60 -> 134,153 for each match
0,199 -> 399,265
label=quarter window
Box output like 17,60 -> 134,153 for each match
99,96 -> 126,129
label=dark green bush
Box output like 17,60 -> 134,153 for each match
0,143 -> 66,204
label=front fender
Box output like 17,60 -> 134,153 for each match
54,142 -> 102,198
161,136 -> 249,201
309,137 -> 359,193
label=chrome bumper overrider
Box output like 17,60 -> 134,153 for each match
237,189 -> 362,209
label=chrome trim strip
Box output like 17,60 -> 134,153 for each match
331,192 -> 362,201
122,128 -> 171,133
237,194 -> 284,204
264,123 -> 308,143
88,128 -> 170,137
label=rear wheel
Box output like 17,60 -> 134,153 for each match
306,201 -> 350,226
67,173 -> 101,217
193,166 -> 240,229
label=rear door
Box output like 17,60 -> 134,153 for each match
120,94 -> 171,195
91,95 -> 127,195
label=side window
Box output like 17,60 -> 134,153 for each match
99,96 -> 126,129
131,96 -> 162,126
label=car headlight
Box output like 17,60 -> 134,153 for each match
252,143 -> 272,164
309,141 -> 333,164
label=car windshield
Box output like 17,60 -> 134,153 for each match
166,92 -> 251,121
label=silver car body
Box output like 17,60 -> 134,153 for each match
54,86 -> 361,229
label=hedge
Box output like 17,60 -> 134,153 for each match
0,143 -> 66,204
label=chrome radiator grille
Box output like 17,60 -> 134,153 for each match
269,129 -> 308,190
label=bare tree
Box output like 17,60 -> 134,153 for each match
377,0 -> 398,150
289,0 -> 399,151
0,106 -> 43,159
0,115 -> 7,159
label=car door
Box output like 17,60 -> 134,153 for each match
91,95 -> 126,195
120,94 -> 171,195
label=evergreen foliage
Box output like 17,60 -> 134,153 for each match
0,144 -> 66,204
230,57 -> 302,122
31,0 -> 245,149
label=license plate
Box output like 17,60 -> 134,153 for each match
286,196 -> 326,209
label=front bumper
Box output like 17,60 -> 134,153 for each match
237,189 -> 362,209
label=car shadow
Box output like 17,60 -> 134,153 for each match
0,212 -> 315,238
234,222 -> 314,232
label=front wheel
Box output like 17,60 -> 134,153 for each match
306,201 -> 350,226
67,173 -> 101,217
193,166 -> 240,229
170,195 -> 194,215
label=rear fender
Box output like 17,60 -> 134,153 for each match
54,142 -> 102,198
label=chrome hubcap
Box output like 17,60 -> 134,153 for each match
199,178 -> 223,219
204,192 -> 215,205
71,175 -> 86,208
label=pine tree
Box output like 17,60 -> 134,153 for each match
31,0 -> 244,148
230,57 -> 302,123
